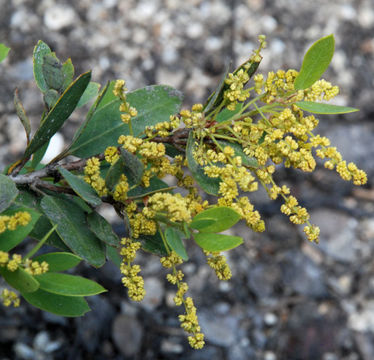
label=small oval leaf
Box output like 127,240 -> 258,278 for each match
0,43 -> 10,63
165,227 -> 188,261
294,34 -> 335,90
0,267 -> 39,293
295,101 -> 359,114
33,252 -> 82,272
190,207 -> 241,233
33,41 -> 52,93
35,273 -> 106,296
22,288 -> 90,317
58,166 -> 102,206
0,174 -> 19,212
87,212 -> 120,248
194,233 -> 243,252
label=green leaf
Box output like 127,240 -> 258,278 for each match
33,252 -> 82,272
22,288 -> 90,317
77,82 -> 101,108
40,195 -> 106,267
216,103 -> 243,123
188,218 -> 216,231
86,212 -> 120,248
105,156 -> 126,191
106,245 -> 122,267
42,53 -> 64,91
0,174 -> 19,212
0,43 -> 10,62
61,58 -> 74,91
58,167 -> 102,206
23,71 -> 91,159
190,207 -> 241,233
31,141 -> 50,169
139,232 -> 168,256
294,34 -> 335,90
128,177 -> 172,198
216,140 -> 259,168
14,89 -> 31,143
186,132 -> 220,196
0,267 -> 39,293
194,233 -> 243,252
33,41 -> 52,93
165,227 -> 188,261
35,273 -> 106,296
120,148 -> 144,186
0,206 -> 41,252
43,89 -> 60,109
295,101 -> 359,114
68,84 -> 183,158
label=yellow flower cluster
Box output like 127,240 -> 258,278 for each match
118,135 -> 143,153
161,252 -> 205,349
204,251 -> 232,280
83,157 -> 107,196
0,251 -> 49,274
1,288 -> 20,307
113,174 -> 129,203
113,80 -> 138,124
146,193 -> 191,223
119,237 -> 145,301
145,116 -> 180,138
104,146 -> 119,164
224,69 -> 250,110
180,104 -> 204,129
0,211 -> 31,234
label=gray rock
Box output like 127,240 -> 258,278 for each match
280,250 -> 327,298
112,314 -> 143,357
247,263 -> 281,299
140,277 -> 164,311
44,5 -> 77,31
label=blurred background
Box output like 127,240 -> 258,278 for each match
0,0 -> 373,359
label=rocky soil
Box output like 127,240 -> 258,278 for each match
0,0 -> 373,359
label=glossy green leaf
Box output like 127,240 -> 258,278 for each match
216,103 -> 243,123
165,227 -> 188,261
216,140 -> 259,168
14,89 -> 31,143
77,82 -> 101,108
0,174 -> 19,212
87,212 -> 120,248
0,267 -> 39,293
139,232 -> 168,256
0,43 -> 10,62
42,53 -> 64,91
22,288 -> 90,317
186,132 -> 220,196
31,141 -> 49,169
58,167 -> 102,206
294,35 -> 335,90
188,218 -> 216,231
40,195 -> 105,267
33,252 -> 82,272
68,84 -> 183,158
61,58 -> 74,91
0,206 -> 41,251
295,101 -> 359,114
24,71 -> 91,159
190,207 -> 241,233
128,177 -> 172,198
35,273 -> 106,296
106,245 -> 122,267
194,233 -> 243,252
33,41 -> 52,93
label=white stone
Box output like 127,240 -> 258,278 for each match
44,5 -> 77,31
262,15 -> 277,33
264,312 -> 278,326
41,133 -> 65,164
141,277 -> 164,311
186,23 -> 204,39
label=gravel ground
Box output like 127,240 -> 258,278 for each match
0,0 -> 374,359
